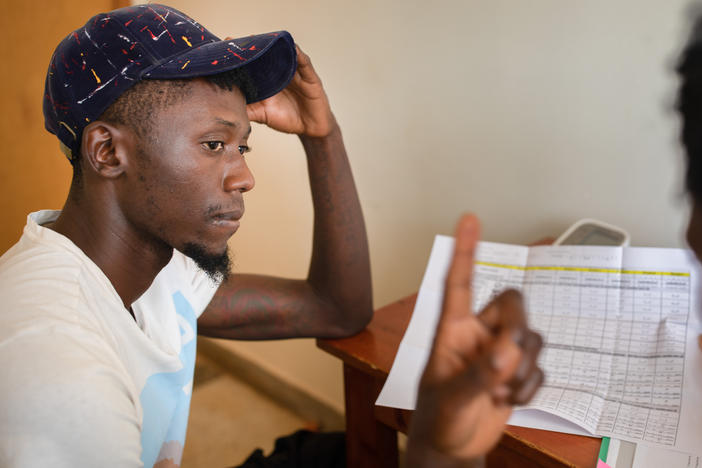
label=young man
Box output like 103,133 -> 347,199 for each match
0,4 -> 543,467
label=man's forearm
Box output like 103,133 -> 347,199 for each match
300,121 -> 373,334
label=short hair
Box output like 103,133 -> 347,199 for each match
71,68 -> 256,181
678,13 -> 702,201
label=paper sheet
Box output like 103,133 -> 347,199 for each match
376,236 -> 702,454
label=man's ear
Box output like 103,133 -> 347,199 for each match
81,122 -> 129,179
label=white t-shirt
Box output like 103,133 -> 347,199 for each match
0,210 -> 221,467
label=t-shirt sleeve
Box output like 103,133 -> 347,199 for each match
170,249 -> 222,317
0,328 -> 143,467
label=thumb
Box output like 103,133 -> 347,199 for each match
246,102 -> 266,124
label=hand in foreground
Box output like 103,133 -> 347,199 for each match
406,215 -> 544,467
245,44 -> 336,137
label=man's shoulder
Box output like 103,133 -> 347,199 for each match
2,235 -> 74,289
0,235 -> 137,420
0,222 -> 126,349
0,237 -> 136,405
0,228 -> 87,310
1,210 -> 126,306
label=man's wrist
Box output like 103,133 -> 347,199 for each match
298,114 -> 340,142
298,120 -> 343,159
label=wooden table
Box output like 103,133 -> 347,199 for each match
317,294 -> 601,468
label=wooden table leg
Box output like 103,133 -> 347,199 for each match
343,363 -> 399,468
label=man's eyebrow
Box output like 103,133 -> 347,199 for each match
213,119 -> 252,137
213,118 -> 238,128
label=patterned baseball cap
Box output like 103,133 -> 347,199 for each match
43,3 -> 297,163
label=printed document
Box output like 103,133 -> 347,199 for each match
376,236 -> 702,454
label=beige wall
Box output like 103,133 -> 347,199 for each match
0,0 -> 127,254
137,0 -> 692,411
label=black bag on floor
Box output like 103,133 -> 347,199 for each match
235,430 -> 346,468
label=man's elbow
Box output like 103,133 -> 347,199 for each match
326,298 -> 373,338
344,302 -> 373,336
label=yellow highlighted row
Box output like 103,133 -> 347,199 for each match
475,261 -> 690,277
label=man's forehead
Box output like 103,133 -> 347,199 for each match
150,77 -> 246,109
150,81 -> 249,130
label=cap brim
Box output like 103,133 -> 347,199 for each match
143,31 -> 296,103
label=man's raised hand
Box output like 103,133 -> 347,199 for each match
406,214 -> 544,467
244,44 -> 336,137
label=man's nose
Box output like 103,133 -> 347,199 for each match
223,156 -> 255,193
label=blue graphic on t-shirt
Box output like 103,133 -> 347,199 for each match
139,292 -> 197,467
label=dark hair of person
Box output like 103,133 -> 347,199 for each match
70,67 -> 257,183
678,13 -> 702,202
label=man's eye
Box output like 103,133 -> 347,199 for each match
238,145 -> 251,155
203,141 -> 224,151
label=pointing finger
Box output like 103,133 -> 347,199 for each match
439,214 -> 481,328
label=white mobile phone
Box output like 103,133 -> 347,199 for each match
554,218 -> 630,247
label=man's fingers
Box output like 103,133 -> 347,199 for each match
446,347 -> 510,408
498,328 -> 543,406
486,320 -> 543,406
488,326 -> 522,381
510,368 -> 545,405
246,101 -> 264,123
295,44 -> 310,67
440,215 -> 481,326
450,329 -> 520,406
293,43 -> 320,84
516,330 -> 542,371
478,289 -> 526,333
508,330 -> 542,385
446,328 -> 541,408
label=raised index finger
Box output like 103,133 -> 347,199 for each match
439,214 -> 481,327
